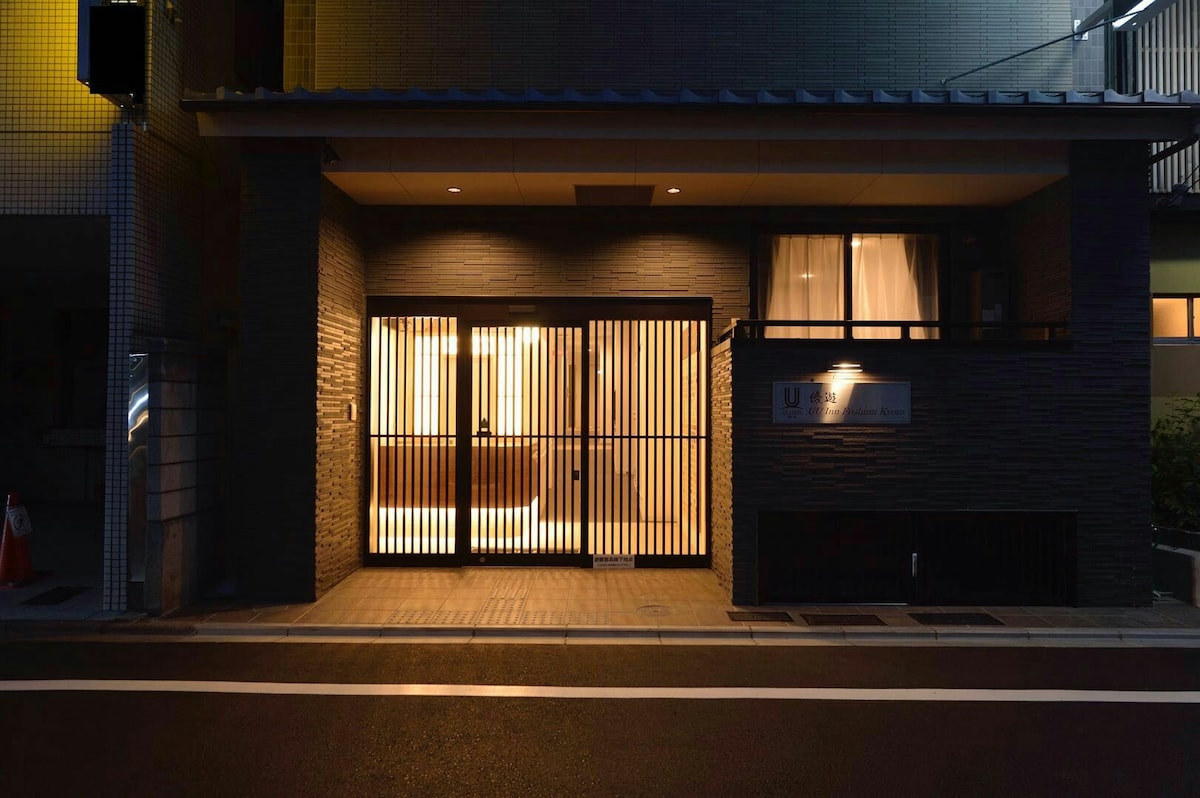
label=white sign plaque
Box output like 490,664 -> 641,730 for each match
773,381 -> 911,424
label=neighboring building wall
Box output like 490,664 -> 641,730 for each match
0,0 -> 117,581
304,0 -> 1083,93
364,208 -> 751,332
0,217 -> 108,505
1151,220 -> 1200,419
0,1 -> 117,214
1132,0 -> 1200,195
105,1 -> 212,611
316,180 -> 366,595
284,0 -> 317,91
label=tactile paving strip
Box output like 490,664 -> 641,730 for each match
387,609 -> 480,625
565,611 -> 609,625
476,597 -> 527,625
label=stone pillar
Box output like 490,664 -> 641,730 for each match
233,138 -> 322,601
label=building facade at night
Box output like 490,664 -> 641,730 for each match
3,1 -> 1198,612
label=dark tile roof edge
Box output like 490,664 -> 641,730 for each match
183,87 -> 1200,108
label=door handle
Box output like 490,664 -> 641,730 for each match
911,552 -> 918,578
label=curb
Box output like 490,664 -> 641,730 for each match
0,619 -> 198,640
5,619 -> 1200,645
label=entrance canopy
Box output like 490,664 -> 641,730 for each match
183,87 -> 1200,207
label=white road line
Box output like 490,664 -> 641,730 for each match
2,680 -> 1200,703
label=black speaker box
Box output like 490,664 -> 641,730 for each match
88,5 -> 146,105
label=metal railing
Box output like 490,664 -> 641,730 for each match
719,319 -> 1070,343
1153,524 -> 1200,550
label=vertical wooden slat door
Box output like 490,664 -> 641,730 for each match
368,316 -> 458,556
367,307 -> 708,565
587,319 -> 708,558
468,325 -> 582,558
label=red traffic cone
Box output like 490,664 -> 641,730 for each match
0,492 -> 37,587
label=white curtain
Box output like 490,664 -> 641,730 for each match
852,234 -> 939,339
765,234 -> 939,340
765,235 -> 843,338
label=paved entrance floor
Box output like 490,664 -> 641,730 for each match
6,567 -> 1200,643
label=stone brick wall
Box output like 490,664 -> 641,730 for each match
309,0 -> 1080,93
143,342 -> 223,615
316,180 -> 366,596
364,207 -> 751,333
709,340 -> 734,594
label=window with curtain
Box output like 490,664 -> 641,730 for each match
764,233 -> 940,339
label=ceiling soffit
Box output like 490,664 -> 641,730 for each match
321,138 -> 1068,206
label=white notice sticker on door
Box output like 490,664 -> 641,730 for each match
592,554 -> 635,569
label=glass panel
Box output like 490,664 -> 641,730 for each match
765,235 -> 845,338
1153,297 -> 1190,338
368,316 -> 457,554
852,233 -> 940,339
471,326 -> 581,554
588,319 -> 708,556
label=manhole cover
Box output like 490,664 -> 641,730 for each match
637,604 -> 673,616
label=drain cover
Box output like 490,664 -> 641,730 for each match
728,611 -> 793,622
637,604 -> 673,616
21,586 -> 88,606
909,612 -> 1003,626
799,613 -> 886,626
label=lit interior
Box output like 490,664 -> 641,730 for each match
368,316 -> 707,557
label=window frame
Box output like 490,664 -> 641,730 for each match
1152,294 -> 1200,343
754,229 -> 951,330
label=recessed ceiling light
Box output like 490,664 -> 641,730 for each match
446,186 -> 462,194
665,187 -> 682,194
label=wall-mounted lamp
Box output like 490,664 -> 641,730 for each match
828,362 -> 863,374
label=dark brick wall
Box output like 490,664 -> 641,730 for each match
311,0 -> 1077,93
722,143 -> 1153,607
364,208 -> 751,332
1010,179 -> 1071,324
233,139 -> 322,601
316,180 -> 366,596
1068,140 -> 1152,605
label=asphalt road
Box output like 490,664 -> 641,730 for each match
3,643 -> 1200,797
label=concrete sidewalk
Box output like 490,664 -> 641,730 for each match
5,567 -> 1200,645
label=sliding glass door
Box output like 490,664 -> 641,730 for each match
367,301 -> 709,565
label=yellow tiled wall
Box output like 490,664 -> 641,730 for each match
0,0 -> 120,214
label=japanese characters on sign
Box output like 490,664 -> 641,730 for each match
772,381 -> 911,424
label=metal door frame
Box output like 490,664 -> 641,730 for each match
456,319 -> 589,566
364,296 -> 712,567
